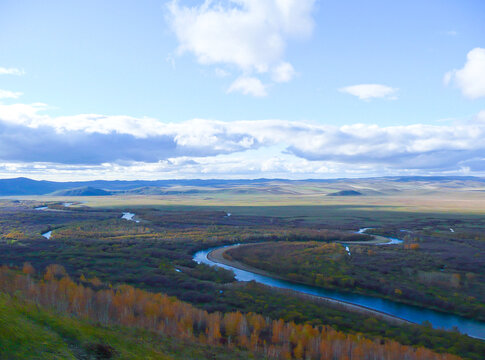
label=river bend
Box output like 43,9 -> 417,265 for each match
194,241 -> 485,339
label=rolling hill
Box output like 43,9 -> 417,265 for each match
49,186 -> 112,196
0,176 -> 484,197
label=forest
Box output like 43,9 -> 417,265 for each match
225,240 -> 485,320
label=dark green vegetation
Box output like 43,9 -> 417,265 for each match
226,239 -> 485,320
0,200 -> 484,359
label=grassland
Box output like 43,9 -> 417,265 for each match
6,177 -> 485,213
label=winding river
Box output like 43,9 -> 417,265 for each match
194,235 -> 485,339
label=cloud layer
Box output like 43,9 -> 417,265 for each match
444,47 -> 485,99
167,0 -> 315,96
1,101 -> 485,178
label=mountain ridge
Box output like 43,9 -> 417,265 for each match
0,176 -> 484,196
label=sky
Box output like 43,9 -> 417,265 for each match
0,0 -> 484,180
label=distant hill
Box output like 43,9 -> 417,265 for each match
387,176 -> 485,182
118,186 -> 167,195
327,190 -> 363,196
0,177 -> 62,195
0,177 -> 291,195
117,186 -> 203,195
0,176 -> 484,196
49,186 -> 112,196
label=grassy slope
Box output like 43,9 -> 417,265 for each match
0,293 -> 255,360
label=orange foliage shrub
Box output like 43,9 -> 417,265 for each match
404,243 -> 420,250
0,263 -> 462,360
22,262 -> 35,275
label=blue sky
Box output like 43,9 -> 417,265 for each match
0,0 -> 484,180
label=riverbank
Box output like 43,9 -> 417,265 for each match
208,243 -> 412,326
208,243 -> 282,278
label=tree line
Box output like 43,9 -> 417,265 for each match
0,263 -> 461,360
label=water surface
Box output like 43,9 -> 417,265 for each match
121,212 -> 140,223
194,244 -> 485,339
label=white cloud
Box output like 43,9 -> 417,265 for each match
215,68 -> 230,78
2,101 -> 485,175
227,76 -> 267,97
272,62 -> 296,83
167,0 -> 315,94
478,110 -> 485,122
339,84 -> 398,101
444,48 -> 485,99
0,89 -> 23,99
0,67 -> 25,76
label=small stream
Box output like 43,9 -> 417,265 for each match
354,228 -> 403,245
